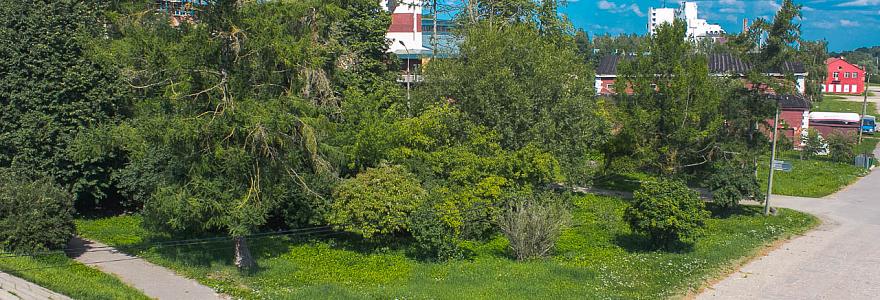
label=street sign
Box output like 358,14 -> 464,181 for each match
772,160 -> 792,172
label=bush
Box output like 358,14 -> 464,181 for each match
801,129 -> 825,160
407,202 -> 465,261
624,179 -> 709,248
329,165 -> 426,239
498,191 -> 571,260
827,133 -> 856,163
706,160 -> 764,210
0,171 -> 76,253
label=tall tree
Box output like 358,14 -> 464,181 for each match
417,22 -> 608,184
94,0 -> 394,270
613,21 -> 723,175
0,0 -> 127,208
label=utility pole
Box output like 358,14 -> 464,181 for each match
765,106 -> 780,216
432,0 -> 438,59
860,71 -> 870,144
399,40 -> 412,117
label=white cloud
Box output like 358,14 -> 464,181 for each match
838,0 -> 880,7
840,19 -> 860,27
596,0 -> 645,17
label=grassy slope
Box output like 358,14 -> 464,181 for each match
77,196 -> 817,300
813,97 -> 877,114
0,254 -> 149,299
757,150 -> 870,198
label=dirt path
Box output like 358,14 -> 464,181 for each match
698,146 -> 880,299
67,238 -> 227,300
0,272 -> 70,300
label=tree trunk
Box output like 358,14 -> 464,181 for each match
234,236 -> 256,271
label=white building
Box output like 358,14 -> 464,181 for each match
381,0 -> 428,55
648,7 -> 676,36
648,1 -> 725,41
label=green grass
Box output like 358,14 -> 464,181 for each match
757,151 -> 869,198
0,252 -> 149,299
77,197 -> 818,299
813,98 -> 877,114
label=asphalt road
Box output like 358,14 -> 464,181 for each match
699,145 -> 880,299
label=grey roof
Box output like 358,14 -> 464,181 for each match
708,53 -> 806,75
596,55 -> 624,75
774,94 -> 811,110
596,54 -> 807,76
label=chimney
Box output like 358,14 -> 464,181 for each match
742,18 -> 749,32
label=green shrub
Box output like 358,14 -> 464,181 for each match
624,179 -> 709,248
498,191 -> 571,260
0,171 -> 76,253
827,133 -> 856,163
407,201 -> 465,261
329,165 -> 426,238
706,160 -> 764,210
801,129 -> 824,160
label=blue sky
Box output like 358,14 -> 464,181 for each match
560,0 -> 880,51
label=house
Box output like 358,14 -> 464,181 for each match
595,53 -> 808,96
774,94 -> 812,141
823,57 -> 865,95
382,0 -> 456,84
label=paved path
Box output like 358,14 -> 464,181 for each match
67,237 -> 227,300
0,272 -> 70,300
699,146 -> 880,299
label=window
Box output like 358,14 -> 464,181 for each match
833,72 -> 840,79
845,72 -> 850,78
853,72 -> 859,79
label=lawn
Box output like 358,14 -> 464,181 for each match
757,151 -> 870,198
0,253 -> 149,299
813,98 -> 877,114
77,196 -> 818,299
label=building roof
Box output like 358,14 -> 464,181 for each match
596,54 -> 807,76
596,55 -> 634,76
825,57 -> 865,71
708,53 -> 806,74
773,94 -> 811,110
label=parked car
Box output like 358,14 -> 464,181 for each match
862,115 -> 876,134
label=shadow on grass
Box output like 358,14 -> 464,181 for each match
592,173 -> 647,193
613,233 -> 695,253
706,203 -> 764,219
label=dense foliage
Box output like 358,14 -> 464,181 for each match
417,23 -> 608,184
613,21 -> 723,175
827,133 -> 856,163
625,180 -> 710,248
0,171 -> 75,253
329,165 -> 426,238
706,160 -> 764,210
0,0 -> 126,208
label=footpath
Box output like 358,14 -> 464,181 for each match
698,145 -> 880,299
67,237 -> 228,300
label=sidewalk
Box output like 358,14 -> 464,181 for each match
67,237 -> 228,300
0,272 -> 70,300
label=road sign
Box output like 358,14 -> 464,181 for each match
772,160 -> 792,172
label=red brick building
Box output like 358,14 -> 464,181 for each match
823,57 -> 866,95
